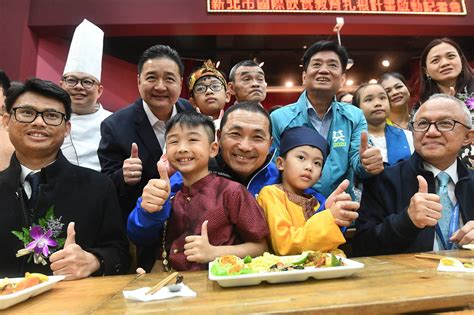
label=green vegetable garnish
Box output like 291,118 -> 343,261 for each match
291,252 -> 309,265
243,255 -> 252,263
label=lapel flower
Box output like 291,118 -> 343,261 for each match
456,88 -> 474,111
12,206 -> 65,265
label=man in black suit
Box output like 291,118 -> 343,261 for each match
98,45 -> 193,222
1,78 -> 129,279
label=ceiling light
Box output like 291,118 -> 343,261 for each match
259,62 -> 264,67
369,79 -> 377,84
382,60 -> 390,67
299,64 -> 303,68
285,81 -> 294,88
346,79 -> 354,86
303,45 -> 307,49
216,61 -> 220,68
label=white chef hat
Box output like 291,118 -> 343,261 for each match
63,19 -> 104,82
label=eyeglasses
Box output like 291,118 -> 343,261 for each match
62,76 -> 98,89
409,119 -> 471,132
11,107 -> 66,126
193,83 -> 224,94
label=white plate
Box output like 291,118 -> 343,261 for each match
462,244 -> 474,250
0,275 -> 65,310
208,256 -> 364,287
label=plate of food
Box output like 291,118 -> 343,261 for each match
208,251 -> 364,287
0,273 -> 65,310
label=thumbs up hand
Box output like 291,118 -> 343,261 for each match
407,175 -> 443,228
359,131 -> 384,175
49,222 -> 103,280
184,220 -> 215,263
123,142 -> 143,185
63,221 -> 76,247
140,160 -> 171,213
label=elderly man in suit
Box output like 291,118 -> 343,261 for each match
98,45 -> 193,222
353,94 -> 474,256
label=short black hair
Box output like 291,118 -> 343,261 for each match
5,78 -> 72,121
137,45 -> 184,76
220,101 -> 272,136
0,69 -> 11,93
229,60 -> 261,82
302,40 -> 349,73
165,111 -> 215,142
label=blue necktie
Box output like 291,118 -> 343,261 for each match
26,172 -> 41,209
436,171 -> 453,246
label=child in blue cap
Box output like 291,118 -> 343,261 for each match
257,126 -> 360,255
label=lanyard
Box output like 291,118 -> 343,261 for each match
435,203 -> 459,250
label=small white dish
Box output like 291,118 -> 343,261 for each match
462,243 -> 474,250
0,275 -> 65,310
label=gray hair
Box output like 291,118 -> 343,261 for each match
414,93 -> 472,128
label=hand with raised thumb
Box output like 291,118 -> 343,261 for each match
325,179 -> 350,209
140,160 -> 171,213
64,222 -> 76,247
123,142 -> 143,185
417,175 -> 428,194
359,131 -> 384,175
448,86 -> 456,97
184,220 -> 215,263
407,175 -> 442,228
359,131 -> 369,155
49,222 -> 101,280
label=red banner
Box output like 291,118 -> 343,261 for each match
207,0 -> 467,15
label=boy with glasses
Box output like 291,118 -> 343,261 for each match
188,60 -> 230,133
59,19 -> 111,171
354,94 -> 474,256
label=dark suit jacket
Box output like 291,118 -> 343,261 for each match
0,152 -> 130,277
353,153 -> 474,257
98,98 -> 193,221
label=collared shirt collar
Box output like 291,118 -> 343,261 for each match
142,100 -> 177,126
306,97 -> 333,118
423,160 -> 458,184
142,100 -> 178,150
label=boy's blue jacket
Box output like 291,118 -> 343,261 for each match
271,91 -> 371,198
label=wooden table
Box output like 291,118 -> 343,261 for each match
5,250 -> 474,314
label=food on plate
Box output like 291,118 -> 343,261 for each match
440,257 -> 474,269
0,273 -> 49,295
210,251 -> 346,276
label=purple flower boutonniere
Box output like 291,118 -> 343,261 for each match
456,89 -> 474,111
12,206 -> 65,265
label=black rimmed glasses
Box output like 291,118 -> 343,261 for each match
11,107 -> 66,126
62,76 -> 98,89
193,83 -> 224,94
409,119 -> 471,132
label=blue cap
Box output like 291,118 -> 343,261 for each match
279,126 -> 329,163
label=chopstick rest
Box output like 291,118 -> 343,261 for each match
145,272 -> 179,295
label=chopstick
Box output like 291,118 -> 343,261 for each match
415,253 -> 474,264
145,272 -> 178,295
